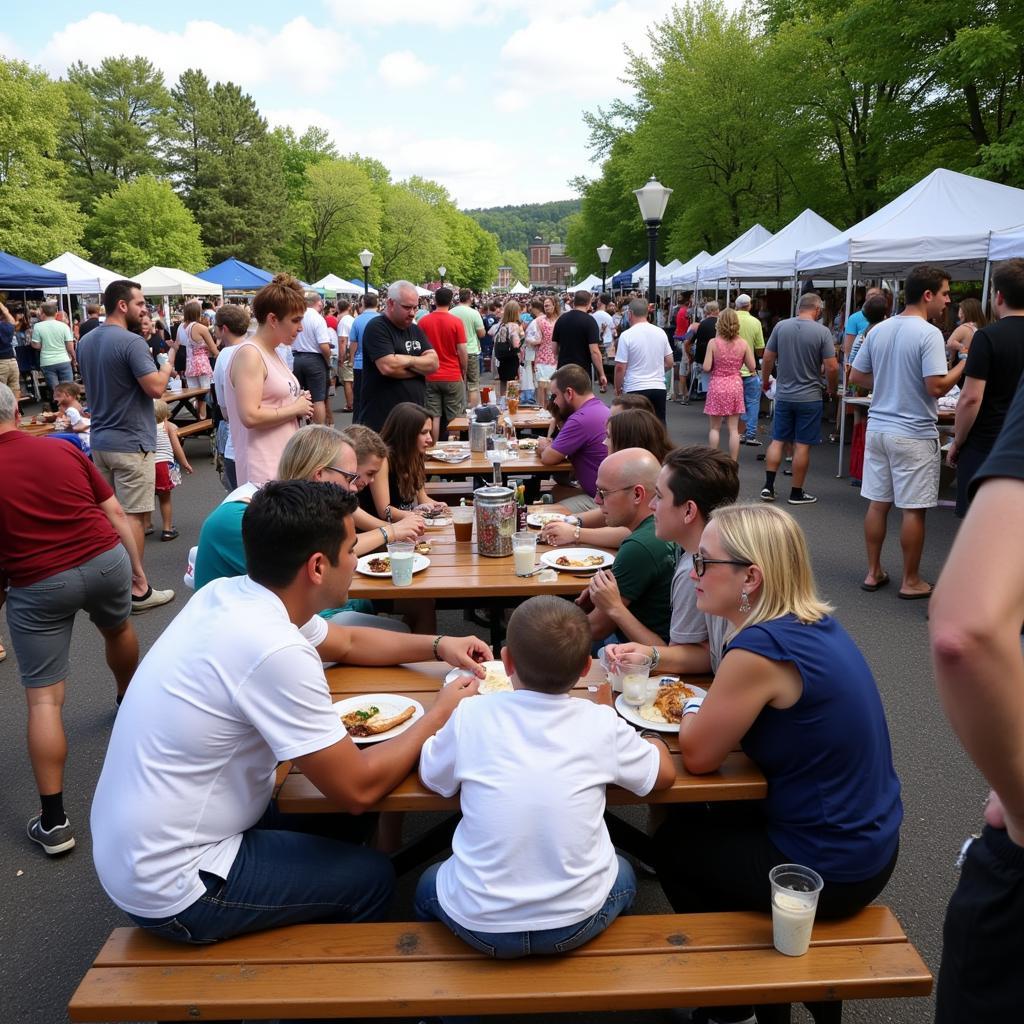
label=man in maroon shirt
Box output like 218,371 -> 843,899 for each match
420,287 -> 468,441
0,383 -> 150,857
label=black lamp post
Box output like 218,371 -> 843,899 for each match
358,249 -> 373,297
438,265 -> 447,287
633,176 -> 672,317
597,243 -> 612,294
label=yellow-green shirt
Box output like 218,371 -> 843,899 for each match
736,310 -> 764,378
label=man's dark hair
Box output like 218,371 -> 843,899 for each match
201,300 -> 214,311
662,445 -> 740,521
573,290 -> 592,307
435,286 -> 453,307
103,279 -> 141,315
506,596 -> 591,694
599,292 -> 611,306
364,293 -> 379,309
993,258 -> 1024,309
611,393 -> 655,415
215,303 -> 251,336
336,299 -> 350,314
904,265 -> 949,305
458,288 -> 472,304
242,480 -> 357,588
862,294 -> 888,326
553,363 -> 593,396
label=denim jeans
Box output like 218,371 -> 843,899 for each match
127,802 -> 393,944
742,374 -> 763,440
42,360 -> 73,397
414,855 -> 636,958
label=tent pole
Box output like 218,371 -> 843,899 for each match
837,262 -> 855,478
981,260 -> 992,313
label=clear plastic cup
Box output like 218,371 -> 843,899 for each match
452,505 -> 474,543
512,531 -> 537,576
607,652 -> 653,703
387,541 -> 415,587
769,864 -> 824,956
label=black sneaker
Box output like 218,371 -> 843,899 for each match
743,438 -> 762,447
788,492 -> 818,505
759,487 -> 775,502
27,814 -> 76,855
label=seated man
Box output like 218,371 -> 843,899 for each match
577,448 -> 678,645
91,480 -> 482,943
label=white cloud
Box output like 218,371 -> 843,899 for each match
323,0 -> 578,26
0,33 -> 20,60
377,51 -> 436,88
494,89 -> 527,113
38,13 -> 353,95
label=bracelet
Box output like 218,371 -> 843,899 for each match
639,730 -> 670,747
378,526 -> 389,547
650,646 -> 661,672
432,635 -> 445,661
682,697 -> 704,717
383,505 -> 393,523
574,523 -> 581,542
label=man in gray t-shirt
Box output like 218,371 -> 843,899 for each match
760,293 -> 838,505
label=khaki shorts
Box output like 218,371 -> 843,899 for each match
0,357 -> 19,391
861,431 -> 940,509
425,380 -> 467,421
93,448 -> 156,514
465,354 -> 480,390
338,361 -> 354,382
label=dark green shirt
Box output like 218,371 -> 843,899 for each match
612,515 -> 678,642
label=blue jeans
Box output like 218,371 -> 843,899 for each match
742,374 -> 762,440
42,360 -> 73,397
127,802 -> 393,943
414,855 -> 636,959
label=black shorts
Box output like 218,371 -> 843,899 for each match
292,352 -> 330,402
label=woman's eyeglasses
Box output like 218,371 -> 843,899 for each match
692,553 -> 749,578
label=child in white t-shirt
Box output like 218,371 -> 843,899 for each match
415,595 -> 674,958
50,381 -> 91,453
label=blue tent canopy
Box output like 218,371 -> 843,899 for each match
0,250 -> 68,290
196,257 -> 273,291
611,261 -> 645,289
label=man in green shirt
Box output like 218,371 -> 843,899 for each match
735,294 -> 766,446
577,448 -> 678,644
450,288 -> 484,406
32,303 -> 76,404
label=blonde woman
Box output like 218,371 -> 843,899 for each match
703,308 -> 754,461
653,504 -> 901,946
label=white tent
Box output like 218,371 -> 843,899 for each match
313,273 -> 362,295
632,262 -> 670,289
667,251 -> 711,287
508,280 -> 531,294
416,285 -> 432,297
135,266 -> 223,297
988,225 -> 1024,262
574,273 -> 602,291
43,252 -> 121,295
675,226 -> 774,290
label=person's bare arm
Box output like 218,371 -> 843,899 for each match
843,332 -> 857,360
924,359 -> 966,398
98,494 -> 147,590
198,322 -> 219,357
315,627 -> 491,674
538,442 -> 568,466
823,355 -> 839,395
760,348 -> 777,391
374,351 -> 438,378
232,345 -> 312,428
137,359 -> 175,398
703,339 -> 715,373
165,422 -> 192,473
950,376 -> 986,459
0,302 -> 14,325
457,342 -> 468,378
614,361 -> 626,395
590,343 -> 607,386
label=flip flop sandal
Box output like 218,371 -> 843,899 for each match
897,586 -> 933,600
144,527 -> 154,536
160,529 -> 179,542
860,572 -> 890,592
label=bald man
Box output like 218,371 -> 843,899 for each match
575,448 -> 679,644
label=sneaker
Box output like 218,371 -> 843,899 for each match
788,492 -> 818,505
131,587 -> 175,614
759,487 -> 775,502
743,437 -> 762,447
27,814 -> 76,855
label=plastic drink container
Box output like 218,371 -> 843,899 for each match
769,864 -> 824,956
387,542 -> 415,587
453,505 -> 474,542
512,531 -> 537,576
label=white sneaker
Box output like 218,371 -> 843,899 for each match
131,587 -> 175,614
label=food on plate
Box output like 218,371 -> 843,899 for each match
341,703 -> 416,737
415,541 -> 432,555
639,682 -> 698,724
555,553 -> 605,568
479,665 -> 514,694
532,512 -> 566,527
518,438 -> 538,451
367,556 -> 391,573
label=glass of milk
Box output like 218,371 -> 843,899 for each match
613,652 -> 653,705
512,531 -> 538,576
387,541 -> 415,587
769,864 -> 824,956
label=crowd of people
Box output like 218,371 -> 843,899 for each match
1,257 -> 1023,1022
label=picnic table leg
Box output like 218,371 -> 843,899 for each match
805,999 -> 842,1023
754,1003 -> 792,1024
389,813 -> 461,877
604,811 -> 656,869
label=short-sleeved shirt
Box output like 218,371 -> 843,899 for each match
765,317 -> 835,402
970,370 -> 1024,498
419,310 -> 466,383
674,306 -> 690,339
612,516 -> 678,642
960,316 -> 1024,454
852,315 -> 947,438
359,315 -> 434,432
591,309 -> 615,351
692,316 -> 717,363
0,321 -> 15,359
450,304 -> 484,356
844,309 -> 869,339
736,310 -> 765,378
549,396 -> 609,497
349,309 -> 379,371
669,554 -> 728,672
77,323 -> 159,453
0,430 -> 119,587
615,321 -> 672,392
78,317 -> 102,340
553,309 -> 600,369
292,307 -> 332,356
34,319 -> 74,367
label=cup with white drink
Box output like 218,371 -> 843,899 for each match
512,531 -> 538,576
769,863 -> 824,956
608,652 -> 653,705
387,541 -> 415,587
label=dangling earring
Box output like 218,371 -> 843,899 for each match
739,591 -> 751,614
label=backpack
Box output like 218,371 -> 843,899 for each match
493,323 -> 515,361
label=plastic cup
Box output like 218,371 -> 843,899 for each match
452,505 -> 474,543
606,652 -> 652,702
387,541 -> 415,587
507,397 -> 520,416
769,864 -> 824,956
481,386 -> 492,403
512,531 -> 537,576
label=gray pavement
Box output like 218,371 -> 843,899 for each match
0,391 -> 977,1023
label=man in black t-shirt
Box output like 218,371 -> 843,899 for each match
78,303 -> 103,340
552,290 -> 607,388
357,280 -> 438,432
949,259 -> 1024,516
689,300 -> 719,395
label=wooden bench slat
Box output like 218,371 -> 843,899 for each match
175,418 -> 212,438
68,942 -> 932,1021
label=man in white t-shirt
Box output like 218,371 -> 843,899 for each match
850,264 -> 965,598
591,293 -> 616,357
613,297 -> 674,422
91,480 -> 481,942
212,303 -> 251,491
336,299 -> 355,413
291,292 -> 333,424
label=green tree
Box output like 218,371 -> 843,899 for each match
0,59 -> 86,262
85,175 -> 206,273
377,183 -> 444,283
499,248 -> 530,284
272,125 -> 339,204
462,221 -> 501,292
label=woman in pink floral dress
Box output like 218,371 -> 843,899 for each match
703,308 -> 755,461
530,295 -> 559,408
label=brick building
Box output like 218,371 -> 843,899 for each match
528,236 -> 574,288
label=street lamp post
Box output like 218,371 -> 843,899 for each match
633,176 -> 672,318
597,243 -> 613,294
358,249 -> 373,298
569,263 -> 577,289
438,265 -> 447,287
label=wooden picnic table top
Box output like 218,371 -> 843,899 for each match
18,420 -> 56,436
447,408 -> 554,434
424,448 -> 570,478
162,385 -> 209,401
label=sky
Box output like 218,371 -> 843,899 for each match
3,0 -> 691,210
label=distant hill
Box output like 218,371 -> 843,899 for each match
465,200 -> 581,255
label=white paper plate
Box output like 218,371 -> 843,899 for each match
355,553 -> 430,578
334,694 -> 425,744
540,547 -> 614,572
527,511 -> 575,529
443,660 -> 514,694
422,516 -> 453,530
614,682 -> 708,732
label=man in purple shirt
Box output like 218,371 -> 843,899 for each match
536,364 -> 610,513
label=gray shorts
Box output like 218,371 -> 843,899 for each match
861,431 -> 941,509
425,380 -> 466,421
5,545 -> 132,687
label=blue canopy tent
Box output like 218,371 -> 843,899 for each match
0,250 -> 69,291
196,257 -> 273,292
610,261 -> 645,290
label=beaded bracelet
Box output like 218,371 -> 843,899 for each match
432,635 -> 445,660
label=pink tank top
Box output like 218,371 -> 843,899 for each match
223,340 -> 301,486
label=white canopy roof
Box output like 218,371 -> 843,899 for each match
43,252 -> 121,295
701,210 -> 841,282
667,251 -> 711,287
415,285 -> 432,297
675,225 -> 774,289
988,225 -> 1024,262
574,273 -> 603,291
508,280 -> 531,294
797,168 -> 1024,278
313,273 -> 361,294
632,262 -> 670,288
135,266 -> 223,297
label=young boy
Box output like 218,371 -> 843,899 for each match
49,381 -> 91,454
415,595 -> 675,957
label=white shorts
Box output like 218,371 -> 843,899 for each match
186,374 -> 211,390
535,363 -> 556,383
861,431 -> 940,509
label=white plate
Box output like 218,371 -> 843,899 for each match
614,682 -> 708,732
355,553 -> 431,578
422,516 -> 453,530
444,660 -> 514,694
527,511 -> 576,529
540,547 -> 614,572
333,694 -> 425,744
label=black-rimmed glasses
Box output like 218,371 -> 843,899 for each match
692,553 -> 749,578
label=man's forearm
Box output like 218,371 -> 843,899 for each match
614,364 -> 625,393
953,397 -> 981,449
326,626 -> 435,666
606,601 -> 661,646
590,345 -> 604,377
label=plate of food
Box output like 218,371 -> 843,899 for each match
426,448 -> 471,463
540,547 -> 614,572
517,438 -> 539,451
421,513 -> 453,530
334,694 -> 425,744
355,553 -> 431,578
443,660 -> 514,694
614,680 -> 708,732
527,511 -> 576,529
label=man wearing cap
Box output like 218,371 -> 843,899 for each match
735,295 -> 765,445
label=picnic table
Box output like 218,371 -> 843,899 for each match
425,448 -> 571,478
17,420 -> 55,437
447,408 -> 554,435
161,385 -> 209,424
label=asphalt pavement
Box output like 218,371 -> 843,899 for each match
0,389 -> 979,1023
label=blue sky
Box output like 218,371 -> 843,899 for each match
3,0 -> 685,209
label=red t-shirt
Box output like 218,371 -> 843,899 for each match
674,306 -> 690,339
420,310 -> 467,383
324,315 -> 338,332
0,431 -> 120,587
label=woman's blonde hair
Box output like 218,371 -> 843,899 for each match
501,299 -> 521,326
153,399 -> 170,423
716,308 -> 741,340
277,425 -> 347,481
182,299 -> 202,324
710,503 -> 832,629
